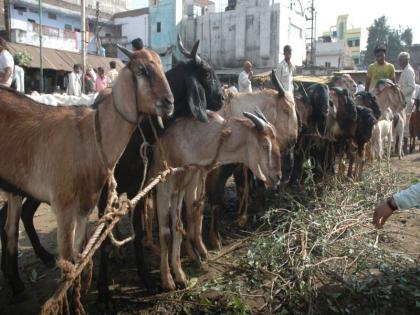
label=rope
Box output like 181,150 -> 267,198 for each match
40,165 -> 193,315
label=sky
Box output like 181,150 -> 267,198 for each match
129,0 -> 420,45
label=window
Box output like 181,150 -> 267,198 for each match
325,62 -> 331,68
157,22 -> 161,33
64,24 -> 72,31
355,39 -> 360,47
347,40 -> 353,47
48,12 -> 57,20
29,8 -> 38,14
74,28 -> 81,32
353,58 -> 359,65
27,18 -> 36,24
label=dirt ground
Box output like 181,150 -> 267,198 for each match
1,152 -> 420,315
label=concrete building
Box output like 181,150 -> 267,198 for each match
314,37 -> 354,69
4,0 -> 126,54
113,7 -> 149,61
148,0 -> 184,70
322,14 -> 365,66
180,0 -> 306,70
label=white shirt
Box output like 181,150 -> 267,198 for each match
398,63 -> 416,112
107,69 -> 119,87
67,71 -> 82,96
0,49 -> 14,87
277,59 -> 295,93
13,65 -> 24,93
356,84 -> 365,93
238,70 -> 252,93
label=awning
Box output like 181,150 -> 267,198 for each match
7,42 -> 124,72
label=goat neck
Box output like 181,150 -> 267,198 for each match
95,94 -> 137,170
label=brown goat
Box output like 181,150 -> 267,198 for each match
1,47 -> 174,294
409,100 -> 420,153
152,111 -> 282,290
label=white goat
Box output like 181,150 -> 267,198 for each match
371,107 -> 394,161
392,109 -> 406,159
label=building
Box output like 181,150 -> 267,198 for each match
148,0 -> 183,70
322,14 -> 365,67
314,36 -> 354,69
113,7 -> 149,61
180,0 -> 306,70
3,0 -> 127,54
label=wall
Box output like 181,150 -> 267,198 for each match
315,40 -> 354,69
114,14 -> 149,61
181,0 -> 305,69
149,0 -> 182,70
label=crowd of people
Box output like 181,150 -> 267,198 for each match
0,36 -> 128,96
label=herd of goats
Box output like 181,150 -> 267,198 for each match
0,36 -> 419,310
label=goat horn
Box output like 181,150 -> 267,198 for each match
243,111 -> 267,132
271,70 -> 285,98
157,116 -> 164,129
117,45 -> 133,58
177,34 -> 191,58
254,107 -> 269,123
190,40 -> 202,64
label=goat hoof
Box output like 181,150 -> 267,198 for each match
161,277 -> 176,291
209,235 -> 222,251
40,252 -> 56,268
175,279 -> 187,290
10,278 -> 25,296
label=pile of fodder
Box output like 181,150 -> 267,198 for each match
114,165 -> 420,315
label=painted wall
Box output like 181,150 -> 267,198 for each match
180,0 -> 305,69
114,14 -> 149,61
149,0 -> 183,70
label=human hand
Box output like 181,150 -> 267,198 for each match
372,201 -> 394,228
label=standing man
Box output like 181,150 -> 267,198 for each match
107,61 -> 119,87
0,37 -> 14,87
277,45 -> 295,93
67,64 -> 82,96
365,45 -> 396,92
132,38 -> 144,51
13,55 -> 25,93
95,67 -> 107,92
398,52 -> 416,153
238,60 -> 253,93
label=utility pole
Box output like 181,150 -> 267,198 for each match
38,0 -> 43,92
305,0 -> 315,65
95,1 -> 100,55
81,0 -> 86,92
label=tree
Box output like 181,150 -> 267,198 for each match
365,16 -> 412,65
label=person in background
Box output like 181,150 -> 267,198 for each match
29,71 -> 43,93
238,60 -> 253,93
132,37 -> 144,51
356,81 -> 365,93
107,61 -> 118,87
67,64 -> 82,96
365,45 -> 396,92
95,67 -> 107,92
12,54 -> 24,93
398,52 -> 416,153
0,37 -> 14,87
84,72 -> 95,94
373,182 -> 420,228
277,45 -> 295,93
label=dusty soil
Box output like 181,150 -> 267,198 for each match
1,153 -> 420,315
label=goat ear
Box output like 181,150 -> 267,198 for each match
186,75 -> 208,122
112,67 -> 139,123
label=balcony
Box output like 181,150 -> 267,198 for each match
11,22 -> 94,52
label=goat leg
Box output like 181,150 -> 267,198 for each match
132,203 -> 157,292
1,202 -> 7,275
5,193 -> 25,295
20,197 -> 55,268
